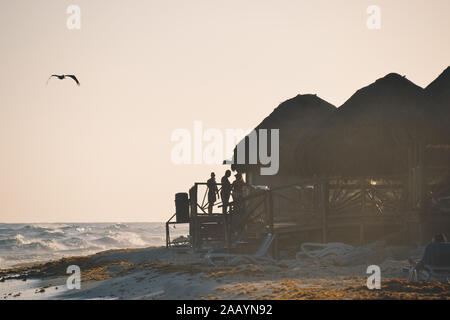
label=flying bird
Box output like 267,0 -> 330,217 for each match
47,74 -> 80,86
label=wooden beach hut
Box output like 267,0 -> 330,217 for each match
169,68 -> 450,253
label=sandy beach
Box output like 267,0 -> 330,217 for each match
1,0 -> 449,306
1,245 -> 449,300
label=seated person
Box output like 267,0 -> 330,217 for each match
413,233 -> 450,272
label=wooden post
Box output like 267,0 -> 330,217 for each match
223,189 -> 232,251
407,145 -> 412,207
418,223 -> 423,245
268,190 -> 274,235
267,190 -> 277,258
224,212 -> 229,250
359,223 -> 365,245
272,235 -> 279,260
165,213 -> 176,248
360,179 -> 366,245
361,179 -> 366,215
313,175 -> 319,214
166,221 -> 170,248
418,141 -> 425,210
321,179 -> 329,243
189,184 -> 198,249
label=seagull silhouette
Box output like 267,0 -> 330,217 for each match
47,74 -> 80,86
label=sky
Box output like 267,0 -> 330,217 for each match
0,0 -> 449,223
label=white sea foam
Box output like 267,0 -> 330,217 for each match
0,222 -> 188,269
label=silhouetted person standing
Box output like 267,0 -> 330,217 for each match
232,173 -> 245,200
220,170 -> 232,214
206,172 -> 219,214
232,173 -> 245,214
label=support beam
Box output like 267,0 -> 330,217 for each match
321,180 -> 329,243
267,190 -> 274,235
359,223 -> 365,245
189,184 -> 198,249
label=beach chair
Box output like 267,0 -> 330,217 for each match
408,242 -> 450,283
421,265 -> 450,282
205,233 -> 276,266
408,265 -> 450,283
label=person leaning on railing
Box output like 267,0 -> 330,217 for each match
206,172 -> 219,214
232,173 -> 246,215
220,170 -> 232,214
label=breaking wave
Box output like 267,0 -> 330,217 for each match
0,223 -> 188,269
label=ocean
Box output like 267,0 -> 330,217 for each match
0,222 -> 189,269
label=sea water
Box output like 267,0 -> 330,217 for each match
0,222 -> 189,269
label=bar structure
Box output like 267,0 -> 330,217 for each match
167,152 -> 450,254
166,69 -> 450,255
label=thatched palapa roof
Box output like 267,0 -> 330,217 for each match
230,94 -> 336,175
425,66 -> 450,144
296,73 -> 428,177
229,67 -> 450,179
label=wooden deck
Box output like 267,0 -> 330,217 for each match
167,169 -> 450,253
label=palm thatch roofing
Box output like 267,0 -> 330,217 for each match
425,66 -> 450,144
296,73 -> 431,177
229,94 -> 336,175
423,66 -> 450,168
228,67 -> 450,179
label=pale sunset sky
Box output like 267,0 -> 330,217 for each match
0,0 -> 449,222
